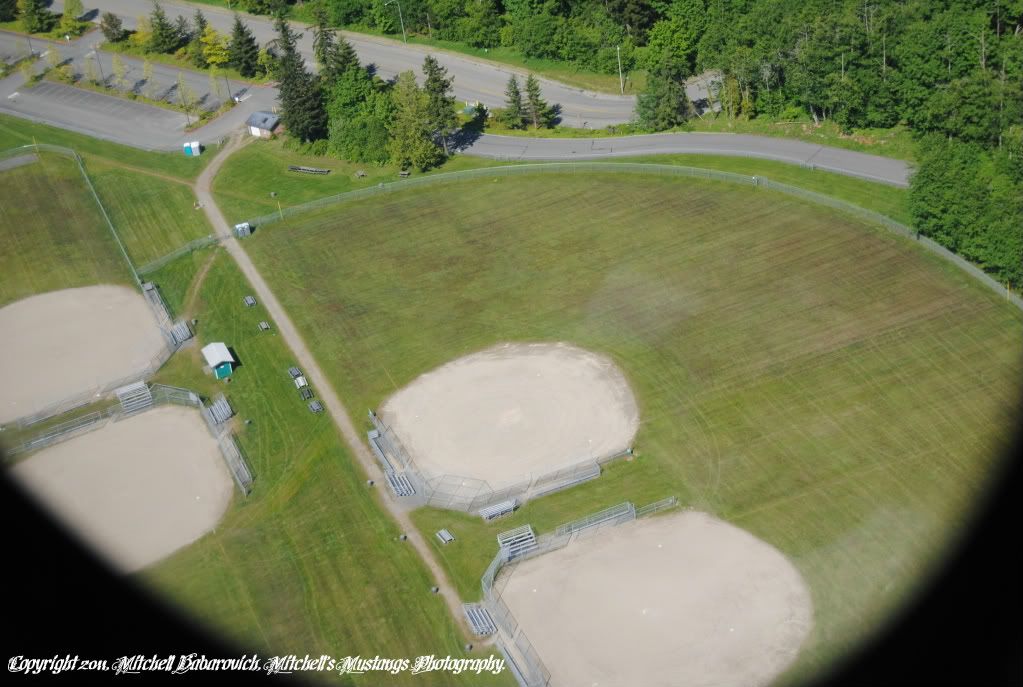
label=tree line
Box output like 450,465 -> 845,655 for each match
98,5 -> 268,79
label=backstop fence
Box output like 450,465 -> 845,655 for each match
368,411 -> 631,512
3,383 -> 254,495
480,495 -> 680,687
241,162 -> 1022,313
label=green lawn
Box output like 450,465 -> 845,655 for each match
212,138 -> 508,224
85,159 -> 214,267
241,172 -> 1022,687
0,151 -> 131,306
139,250 -> 513,686
0,114 -> 213,180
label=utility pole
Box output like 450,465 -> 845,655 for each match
616,45 -> 624,94
88,48 -> 106,85
385,0 -> 407,44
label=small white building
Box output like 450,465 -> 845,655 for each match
201,342 -> 236,380
246,111 -> 280,138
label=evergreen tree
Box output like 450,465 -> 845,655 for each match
635,58 -> 691,130
17,0 -> 50,34
228,15 -> 261,78
388,70 -> 443,171
99,12 -> 125,42
501,75 -> 525,129
327,68 -> 393,163
190,9 -> 209,68
0,0 -> 17,23
524,73 -> 551,129
148,3 -> 180,54
422,55 -> 457,155
274,17 -> 327,141
312,4 -> 360,85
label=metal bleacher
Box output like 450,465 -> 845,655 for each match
462,604 -> 497,637
385,471 -> 415,497
479,499 -> 518,522
496,525 -> 538,561
209,395 -> 234,424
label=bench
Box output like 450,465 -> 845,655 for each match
479,499 -> 518,522
386,471 -> 415,496
355,170 -> 367,178
299,387 -> 313,400
496,524 -> 538,560
294,376 -> 309,389
308,401 -> 324,413
399,170 -> 410,178
287,366 -> 302,379
462,604 -> 496,636
288,165 -> 331,175
436,528 -> 455,544
257,321 -> 271,332
243,295 -> 257,307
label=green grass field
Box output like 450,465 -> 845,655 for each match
212,138 -> 508,223
85,159 -> 213,267
139,249 -> 512,686
1,150 -> 510,684
241,171 -> 1022,686
0,152 -> 131,306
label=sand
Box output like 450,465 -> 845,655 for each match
498,511 -> 813,687
9,405 -> 233,573
379,342 -> 639,491
0,285 -> 168,423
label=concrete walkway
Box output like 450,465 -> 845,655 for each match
194,137 -> 472,639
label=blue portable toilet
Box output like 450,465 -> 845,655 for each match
183,142 -> 193,156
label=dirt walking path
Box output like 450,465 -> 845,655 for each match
193,135 -> 471,639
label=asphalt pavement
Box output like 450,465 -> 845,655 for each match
1,3 -> 912,185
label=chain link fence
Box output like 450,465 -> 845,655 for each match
368,411 -> 630,512
243,162 -> 1021,313
480,496 -> 679,687
5,383 -> 254,495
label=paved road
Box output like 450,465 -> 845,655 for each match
468,133 -> 912,186
195,136 -> 473,639
51,0 -> 639,126
1,11 -> 912,184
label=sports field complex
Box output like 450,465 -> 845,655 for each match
1,118 -> 1020,686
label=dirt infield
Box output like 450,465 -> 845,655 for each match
499,511 -> 813,687
380,342 -> 639,491
9,406 -> 233,572
0,285 -> 167,423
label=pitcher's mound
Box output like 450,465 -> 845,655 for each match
10,405 -> 233,572
0,285 -> 167,423
380,343 -> 639,492
499,511 -> 813,687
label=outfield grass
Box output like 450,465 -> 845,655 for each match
242,172 -> 1022,686
140,250 -> 513,686
85,159 -> 214,267
0,114 -> 213,180
0,151 -> 131,306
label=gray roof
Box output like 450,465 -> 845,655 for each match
245,111 -> 280,131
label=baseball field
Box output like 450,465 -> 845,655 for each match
1,140 -> 502,685
238,169 -> 1022,684
4,122 -> 1021,685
